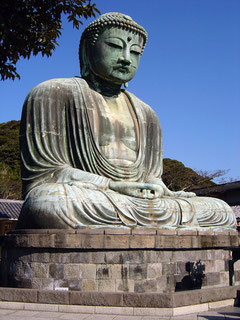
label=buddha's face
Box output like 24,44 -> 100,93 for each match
88,27 -> 144,85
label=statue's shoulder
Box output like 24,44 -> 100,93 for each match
30,77 -> 85,94
23,77 -> 88,110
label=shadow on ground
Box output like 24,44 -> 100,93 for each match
198,315 -> 239,320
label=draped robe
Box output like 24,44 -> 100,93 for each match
17,77 -> 236,229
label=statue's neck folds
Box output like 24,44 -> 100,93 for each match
84,73 -> 122,97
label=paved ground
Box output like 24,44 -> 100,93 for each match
0,306 -> 239,320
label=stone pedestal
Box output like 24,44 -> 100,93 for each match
1,228 -> 239,297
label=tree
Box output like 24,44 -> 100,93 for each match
0,163 -> 22,199
194,169 -> 231,186
0,121 -> 21,199
162,158 -> 228,191
0,0 -> 100,80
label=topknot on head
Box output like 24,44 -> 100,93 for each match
81,12 -> 148,53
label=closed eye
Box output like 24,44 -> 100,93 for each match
105,39 -> 123,49
130,45 -> 142,55
130,50 -> 141,56
106,42 -> 122,49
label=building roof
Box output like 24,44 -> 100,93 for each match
191,180 -> 240,207
0,199 -> 23,219
192,180 -> 240,195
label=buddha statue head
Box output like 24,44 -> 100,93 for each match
79,12 -> 148,89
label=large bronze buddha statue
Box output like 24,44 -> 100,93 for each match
17,12 -> 236,230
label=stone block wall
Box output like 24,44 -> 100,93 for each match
234,259 -> 240,285
0,228 -> 239,293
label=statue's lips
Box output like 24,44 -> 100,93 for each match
113,66 -> 130,73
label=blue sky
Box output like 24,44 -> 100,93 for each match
1,0 -> 239,181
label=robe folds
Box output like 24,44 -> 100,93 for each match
17,77 -> 236,229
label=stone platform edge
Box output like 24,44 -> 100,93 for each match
1,228 -> 239,249
0,286 -> 239,309
0,299 -> 236,317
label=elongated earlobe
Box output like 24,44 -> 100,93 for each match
124,82 -> 128,88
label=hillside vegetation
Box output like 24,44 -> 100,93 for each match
0,120 -> 215,199
162,158 -> 215,191
0,120 -> 21,199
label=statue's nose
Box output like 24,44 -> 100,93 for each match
119,56 -> 131,66
119,50 -> 131,65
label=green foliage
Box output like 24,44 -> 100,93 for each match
0,0 -> 100,80
0,120 -> 22,199
162,158 -> 215,191
0,163 -> 22,199
0,120 -> 20,175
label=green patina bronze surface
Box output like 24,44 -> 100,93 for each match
17,12 -> 236,230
